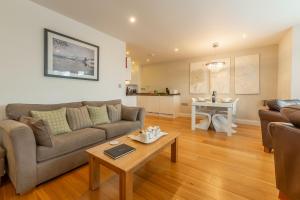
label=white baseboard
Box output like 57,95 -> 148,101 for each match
145,112 -> 175,118
235,119 -> 260,126
177,113 -> 191,117
176,113 -> 260,126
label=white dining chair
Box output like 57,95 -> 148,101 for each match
192,98 -> 214,130
212,98 -> 239,133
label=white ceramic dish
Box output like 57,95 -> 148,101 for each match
109,140 -> 120,145
197,97 -> 206,102
221,98 -> 233,103
128,132 -> 168,144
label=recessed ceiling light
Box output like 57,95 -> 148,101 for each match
242,33 -> 247,39
146,58 -> 150,62
132,61 -> 135,64
150,53 -> 155,57
129,16 -> 136,23
174,48 -> 179,52
126,51 -> 130,55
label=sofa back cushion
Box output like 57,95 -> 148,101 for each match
19,116 -> 53,147
87,105 -> 110,125
82,99 -> 121,107
281,105 -> 300,128
31,108 -> 71,135
67,106 -> 93,130
107,104 -> 122,122
6,102 -> 82,120
267,99 -> 300,111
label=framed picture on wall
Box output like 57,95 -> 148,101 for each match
44,29 -> 99,81
235,54 -> 260,94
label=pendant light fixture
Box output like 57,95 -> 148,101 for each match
205,42 -> 225,72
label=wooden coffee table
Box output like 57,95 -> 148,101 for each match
86,131 -> 180,200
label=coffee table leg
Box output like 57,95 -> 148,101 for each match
89,156 -> 100,190
171,138 -> 178,162
119,172 -> 133,200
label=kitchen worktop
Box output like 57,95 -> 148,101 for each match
126,93 -> 180,96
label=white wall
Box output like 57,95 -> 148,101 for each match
291,25 -> 300,99
141,45 -> 278,122
0,0 -> 128,120
277,25 -> 300,99
130,64 -> 141,86
277,29 -> 292,99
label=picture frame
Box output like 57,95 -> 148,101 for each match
44,29 -> 99,81
235,54 -> 260,94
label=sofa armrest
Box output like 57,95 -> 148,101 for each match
0,120 -> 37,194
137,107 -> 145,128
258,109 -> 288,122
258,109 -> 289,149
0,146 -> 5,178
269,122 -> 300,199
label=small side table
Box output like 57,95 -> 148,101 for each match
0,146 -> 5,185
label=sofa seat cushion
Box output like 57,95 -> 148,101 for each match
37,128 -> 106,162
94,120 -> 141,139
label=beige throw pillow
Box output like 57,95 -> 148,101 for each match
31,107 -> 71,135
87,105 -> 110,125
19,116 -> 53,147
107,104 -> 122,122
281,105 -> 300,128
67,106 -> 93,130
122,105 -> 139,121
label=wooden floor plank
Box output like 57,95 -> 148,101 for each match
0,116 -> 277,200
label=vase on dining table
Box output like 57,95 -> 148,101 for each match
212,91 -> 217,103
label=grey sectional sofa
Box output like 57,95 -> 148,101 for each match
0,100 -> 145,194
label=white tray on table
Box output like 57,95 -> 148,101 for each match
128,132 -> 168,144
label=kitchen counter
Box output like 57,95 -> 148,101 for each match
136,95 -> 181,118
126,93 -> 180,96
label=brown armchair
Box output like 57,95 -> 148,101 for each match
269,105 -> 300,200
258,99 -> 300,153
0,146 -> 5,185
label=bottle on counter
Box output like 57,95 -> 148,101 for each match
212,91 -> 217,103
166,88 -> 170,95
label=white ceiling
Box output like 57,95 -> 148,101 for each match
30,0 -> 300,65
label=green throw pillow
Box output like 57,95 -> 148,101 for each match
31,107 -> 71,135
87,105 -> 110,125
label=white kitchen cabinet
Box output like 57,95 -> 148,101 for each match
138,96 -> 159,113
137,95 -> 180,118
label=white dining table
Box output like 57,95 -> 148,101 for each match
191,101 -> 234,136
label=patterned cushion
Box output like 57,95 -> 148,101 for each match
87,105 -> 110,125
31,107 -> 71,135
107,104 -> 121,122
19,116 -> 53,147
67,106 -> 93,130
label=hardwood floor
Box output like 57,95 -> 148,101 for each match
0,116 -> 278,200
